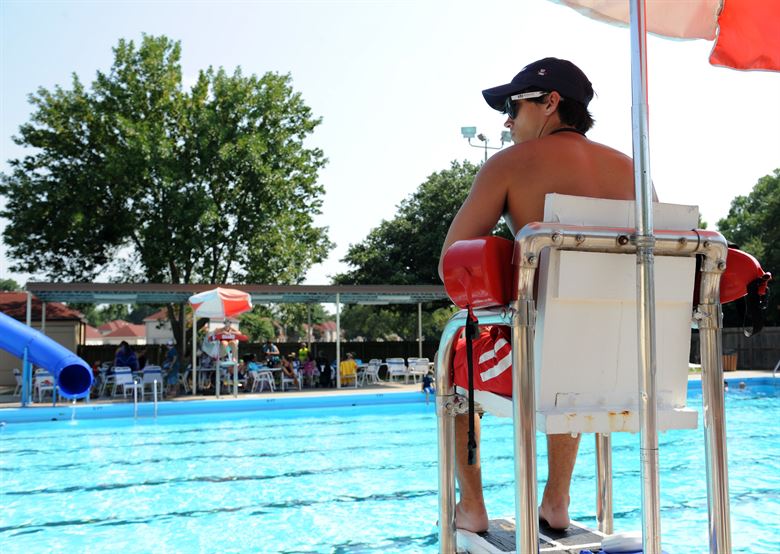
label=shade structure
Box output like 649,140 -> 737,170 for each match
188,287 -> 253,319
557,0 -> 780,70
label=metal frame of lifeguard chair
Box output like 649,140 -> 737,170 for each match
434,222 -> 731,554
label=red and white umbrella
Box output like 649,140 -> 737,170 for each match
558,0 -> 780,70
188,287 -> 253,319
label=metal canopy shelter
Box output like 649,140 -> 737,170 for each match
24,282 -> 448,393
25,282 -> 447,306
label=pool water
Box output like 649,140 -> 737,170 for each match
1,382 -> 778,553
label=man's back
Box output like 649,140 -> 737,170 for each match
501,133 -> 636,232
440,132 -> 639,273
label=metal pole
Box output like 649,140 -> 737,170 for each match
511,296 -> 539,554
21,346 -> 30,407
192,313 -> 198,395
417,302 -> 423,358
25,292 -> 32,405
307,304 -> 312,348
629,1 -> 662,552
596,433 -> 614,534
41,302 -> 46,335
336,293 -> 341,388
435,331 -> 457,553
697,247 -> 732,554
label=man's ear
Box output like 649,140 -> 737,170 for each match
545,91 -> 562,115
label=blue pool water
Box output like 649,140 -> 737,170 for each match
1,380 -> 778,553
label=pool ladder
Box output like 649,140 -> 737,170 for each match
132,379 -> 159,419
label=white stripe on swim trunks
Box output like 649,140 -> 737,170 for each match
478,338 -> 509,365
480,352 -> 511,381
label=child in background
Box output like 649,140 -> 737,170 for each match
422,370 -> 435,404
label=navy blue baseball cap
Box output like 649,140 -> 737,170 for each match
482,57 -> 594,111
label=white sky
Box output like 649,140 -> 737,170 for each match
1,0 -> 778,287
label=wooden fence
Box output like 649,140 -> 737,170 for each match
691,326 -> 780,370
78,327 -> 779,371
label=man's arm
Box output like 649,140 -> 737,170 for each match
438,157 -> 509,281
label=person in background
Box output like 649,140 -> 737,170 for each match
338,352 -> 359,386
262,338 -> 281,367
301,354 -> 317,388
317,354 -> 333,388
162,340 -> 180,397
137,347 -> 148,370
114,341 -> 139,372
422,370 -> 435,405
297,342 -> 309,364
280,353 -> 300,388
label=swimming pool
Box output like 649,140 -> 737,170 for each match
1,379 -> 778,553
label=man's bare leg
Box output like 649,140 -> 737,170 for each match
454,412 -> 489,532
539,433 -> 581,530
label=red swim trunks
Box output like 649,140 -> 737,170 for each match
452,325 -> 513,396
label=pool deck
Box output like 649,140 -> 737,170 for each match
0,369 -> 774,409
0,379 -> 426,409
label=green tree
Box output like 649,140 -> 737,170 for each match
334,160 -> 509,339
1,35 -> 332,352
335,160 -> 510,285
238,306 -> 277,343
717,168 -> 779,326
1,35 -> 330,285
0,278 -> 21,291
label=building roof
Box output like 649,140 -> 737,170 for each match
97,319 -> 131,334
0,292 -> 85,321
85,325 -> 103,339
24,283 -> 449,306
143,308 -> 169,322
103,323 -> 146,339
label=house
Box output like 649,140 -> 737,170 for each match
0,292 -> 86,387
101,323 -> 146,346
143,308 -> 175,345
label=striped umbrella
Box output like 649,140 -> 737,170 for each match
557,0 -> 780,70
188,287 -> 253,319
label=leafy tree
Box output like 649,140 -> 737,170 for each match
333,160 -> 510,339
717,168 -> 780,326
1,35 -> 332,353
0,278 -> 21,291
1,35 -> 330,285
335,160 -> 510,285
238,306 -> 277,343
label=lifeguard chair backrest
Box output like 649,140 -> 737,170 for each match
534,194 -> 699,434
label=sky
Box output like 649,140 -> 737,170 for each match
1,0 -> 778,288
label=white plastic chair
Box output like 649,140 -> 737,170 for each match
281,364 -> 302,391
179,368 -> 191,393
12,368 -> 22,396
34,370 -> 55,403
386,358 -> 409,383
112,367 -> 142,398
407,358 -> 430,384
140,366 -> 164,399
360,359 -> 382,385
250,368 -> 276,393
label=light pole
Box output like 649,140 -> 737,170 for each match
461,127 -> 512,161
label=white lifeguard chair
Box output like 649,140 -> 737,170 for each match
435,195 -> 731,553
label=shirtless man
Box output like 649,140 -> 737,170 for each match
439,58 -> 651,533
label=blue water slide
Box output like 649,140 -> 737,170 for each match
0,311 -> 93,399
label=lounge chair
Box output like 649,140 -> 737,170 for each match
385,358 -> 408,383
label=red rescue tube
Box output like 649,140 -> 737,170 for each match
442,236 -> 514,309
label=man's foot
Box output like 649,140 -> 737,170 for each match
455,501 -> 489,533
539,496 -> 570,530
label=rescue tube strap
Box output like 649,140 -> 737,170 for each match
465,308 -> 479,466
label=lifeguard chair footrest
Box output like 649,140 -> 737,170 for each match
457,517 -> 605,553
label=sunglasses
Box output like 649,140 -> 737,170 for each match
502,91 -> 549,119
